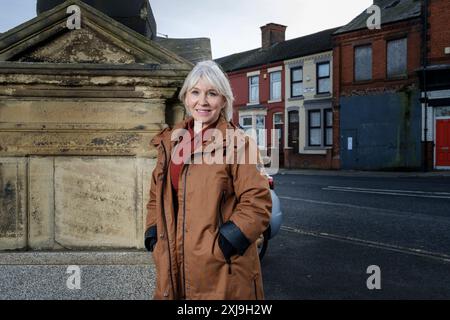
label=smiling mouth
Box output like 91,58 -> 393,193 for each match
195,109 -> 212,115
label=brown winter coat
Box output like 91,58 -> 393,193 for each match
145,114 -> 272,300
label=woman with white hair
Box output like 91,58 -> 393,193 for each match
145,60 -> 272,300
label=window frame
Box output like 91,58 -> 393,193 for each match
248,75 -> 259,103
269,71 -> 282,101
290,67 -> 303,98
239,113 -> 266,149
316,62 -> 331,94
324,109 -> 333,147
240,115 -> 253,128
308,110 -> 322,147
305,108 -> 333,148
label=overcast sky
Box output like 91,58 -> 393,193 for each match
0,0 -> 373,59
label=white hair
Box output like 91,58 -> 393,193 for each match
179,60 -> 234,121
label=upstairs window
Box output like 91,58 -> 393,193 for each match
270,71 -> 282,101
291,67 -> 303,97
354,45 -> 372,81
387,38 -> 407,78
317,62 -> 331,94
249,75 -> 259,103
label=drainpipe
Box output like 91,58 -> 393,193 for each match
422,0 -> 429,171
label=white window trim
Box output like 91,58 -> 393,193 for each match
246,70 -> 261,77
268,66 -> 283,73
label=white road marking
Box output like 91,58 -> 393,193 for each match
278,196 -> 450,223
280,226 -> 450,263
323,186 -> 450,199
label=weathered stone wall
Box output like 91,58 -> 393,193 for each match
0,66 -> 188,251
0,0 -> 192,251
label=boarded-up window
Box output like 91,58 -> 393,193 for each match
387,38 -> 407,78
355,45 -> 372,81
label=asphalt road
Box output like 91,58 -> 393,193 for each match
261,173 -> 450,299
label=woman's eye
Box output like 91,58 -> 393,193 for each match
191,90 -> 199,95
208,91 -> 218,97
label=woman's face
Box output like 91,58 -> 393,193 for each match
185,77 -> 226,128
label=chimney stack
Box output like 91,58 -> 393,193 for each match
260,23 -> 287,49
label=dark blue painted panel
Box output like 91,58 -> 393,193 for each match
340,90 -> 422,170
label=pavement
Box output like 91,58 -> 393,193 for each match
0,251 -> 155,300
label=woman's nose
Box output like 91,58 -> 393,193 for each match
199,93 -> 208,105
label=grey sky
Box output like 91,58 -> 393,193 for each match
0,0 -> 373,59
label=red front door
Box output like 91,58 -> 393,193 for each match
436,119 -> 450,167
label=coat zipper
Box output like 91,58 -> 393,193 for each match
218,190 -> 232,274
160,142 -> 176,298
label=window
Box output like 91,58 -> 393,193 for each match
317,62 -> 330,94
291,67 -> 303,97
288,110 -> 299,153
273,113 -> 283,125
270,71 -> 281,101
307,108 -> 333,147
387,38 -> 407,78
239,114 -> 266,148
240,116 -> 253,133
354,45 -> 372,81
308,110 -> 321,146
325,109 -> 333,146
256,115 -> 266,148
249,76 -> 259,103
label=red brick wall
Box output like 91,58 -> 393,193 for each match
334,19 -> 422,96
228,73 -> 248,108
284,149 -> 334,169
227,63 -> 285,153
428,0 -> 450,65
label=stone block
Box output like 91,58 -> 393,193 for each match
28,157 -> 55,249
52,157 -> 155,249
0,158 -> 27,250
